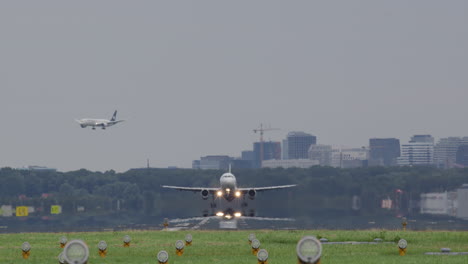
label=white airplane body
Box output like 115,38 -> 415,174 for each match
75,111 -> 125,130
162,170 -> 296,202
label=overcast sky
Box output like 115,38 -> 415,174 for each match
0,1 -> 467,172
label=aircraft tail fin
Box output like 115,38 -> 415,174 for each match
229,164 -> 231,173
110,110 -> 117,121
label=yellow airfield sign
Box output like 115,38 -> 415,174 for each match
51,205 -> 62,214
16,206 -> 29,217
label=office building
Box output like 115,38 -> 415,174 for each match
456,145 -> 468,167
331,147 -> 368,168
368,138 -> 400,166
262,159 -> 319,169
286,131 -> 316,159
253,141 -> 281,168
308,144 -> 332,166
434,137 -> 468,168
397,135 -> 435,166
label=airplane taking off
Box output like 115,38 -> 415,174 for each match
162,168 -> 296,207
75,111 -> 125,130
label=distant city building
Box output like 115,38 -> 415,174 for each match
397,135 -> 434,166
456,145 -> 468,167
253,141 -> 281,168
192,155 -> 231,170
282,139 -> 289,160
434,137 -> 468,168
241,151 -> 254,161
331,147 -> 368,168
457,184 -> 468,219
368,138 -> 400,166
286,132 -> 316,159
261,159 -> 319,169
308,144 -> 332,166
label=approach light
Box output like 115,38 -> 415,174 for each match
60,236 -> 68,248
225,214 -> 232,219
296,236 -> 322,264
226,188 -> 231,192
234,212 -> 242,217
216,212 -> 225,217
398,239 -> 407,256
257,249 -> 269,264
123,235 -> 131,247
63,239 -> 89,264
58,252 -> 66,264
21,242 -> 31,259
251,239 -> 261,255
217,191 -> 223,197
175,240 -> 185,256
163,218 -> 169,229
157,250 -> 169,264
248,233 -> 256,244
98,241 -> 107,257
185,234 -> 193,246
235,191 -> 241,197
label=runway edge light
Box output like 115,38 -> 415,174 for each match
257,249 -> 269,264
63,239 -> 89,264
185,234 -> 193,246
175,240 -> 185,256
60,236 -> 67,248
123,235 -> 131,247
98,240 -> 108,257
296,236 -> 322,264
21,242 -> 31,259
398,239 -> 407,256
251,239 -> 261,255
157,250 -> 169,264
58,251 -> 66,264
248,233 -> 256,245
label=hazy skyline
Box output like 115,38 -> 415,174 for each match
1,1 -> 467,172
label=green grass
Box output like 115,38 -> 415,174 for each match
1,229 -> 468,263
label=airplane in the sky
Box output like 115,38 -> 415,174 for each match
161,168 -> 296,207
75,111 -> 125,130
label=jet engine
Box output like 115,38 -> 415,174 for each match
248,189 -> 256,200
201,189 -> 209,200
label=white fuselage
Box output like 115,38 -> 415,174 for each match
219,173 -> 238,201
79,118 -> 113,127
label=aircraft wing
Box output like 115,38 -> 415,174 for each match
161,185 -> 219,193
237,184 -> 297,192
108,120 -> 125,125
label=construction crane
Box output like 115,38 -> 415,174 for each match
253,124 -> 280,167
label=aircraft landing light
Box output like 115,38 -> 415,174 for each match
217,191 -> 223,197
216,212 -> 225,217
235,191 -> 241,197
234,212 -> 242,217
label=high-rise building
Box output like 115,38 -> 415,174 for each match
308,144 -> 332,166
456,145 -> 468,167
369,138 -> 400,166
397,135 -> 434,166
286,132 -> 316,159
282,139 -> 289,160
331,147 -> 368,168
434,137 -> 468,168
253,141 -> 281,168
193,155 -> 231,170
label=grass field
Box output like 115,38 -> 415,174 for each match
1,229 -> 468,264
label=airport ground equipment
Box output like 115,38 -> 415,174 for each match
21,242 -> 31,259
185,234 -> 192,246
296,236 -> 322,264
251,239 -> 261,255
60,236 -> 68,248
257,249 -> 269,264
98,240 -> 107,257
401,217 -> 407,231
175,240 -> 185,256
123,235 -> 131,247
398,239 -> 407,256
63,239 -> 89,264
157,250 -> 169,264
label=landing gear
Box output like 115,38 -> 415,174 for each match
92,127 -> 96,130
210,202 -> 217,209
102,127 -> 106,130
